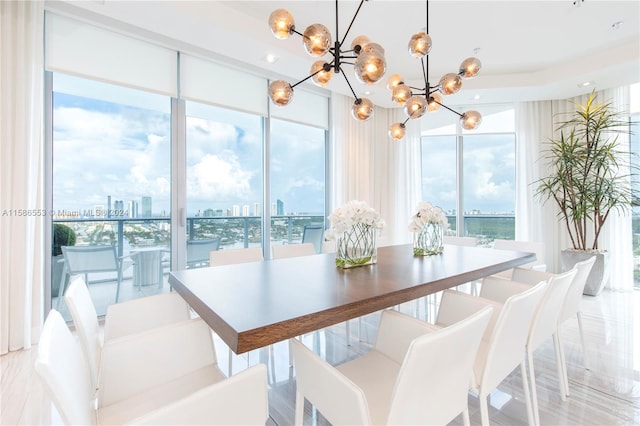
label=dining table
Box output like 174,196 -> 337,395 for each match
168,243 -> 535,355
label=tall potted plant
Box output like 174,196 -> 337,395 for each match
535,91 -> 636,295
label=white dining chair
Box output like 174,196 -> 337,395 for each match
492,239 -> 547,278
64,276 -> 191,390
291,306 -> 493,425
36,310 -> 269,425
558,255 -> 597,388
271,242 -> 316,259
209,246 -> 263,266
434,279 -> 549,425
208,246 -> 265,376
482,267 -> 578,424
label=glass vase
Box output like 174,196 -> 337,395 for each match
335,223 -> 377,268
413,223 -> 444,256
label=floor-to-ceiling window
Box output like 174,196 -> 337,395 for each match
269,118 -> 326,250
421,106 -> 516,246
630,83 -> 640,288
185,101 -> 264,260
50,73 -> 172,317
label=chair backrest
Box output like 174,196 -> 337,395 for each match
64,276 -> 103,390
35,310 -> 96,426
291,338 -> 371,425
272,242 -> 316,259
62,245 -> 119,274
443,236 -> 477,247
481,280 -> 548,391
187,238 -> 221,267
561,256 -> 596,322
131,250 -> 164,286
387,306 -> 493,425
493,239 -> 546,271
302,225 -> 324,254
527,268 -> 578,350
209,247 -> 264,266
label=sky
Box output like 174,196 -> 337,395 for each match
52,74 -> 326,218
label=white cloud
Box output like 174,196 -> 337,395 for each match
188,154 -> 253,200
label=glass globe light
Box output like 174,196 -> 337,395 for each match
459,57 -> 481,78
427,93 -> 443,112
389,123 -> 406,141
361,42 -> 384,55
269,9 -> 295,39
404,95 -> 427,119
387,73 -> 403,90
351,98 -> 374,121
408,32 -> 432,58
303,24 -> 332,57
269,80 -> 294,106
391,84 -> 412,106
350,35 -> 371,54
354,51 -> 386,84
310,61 -> 334,87
460,110 -> 482,130
439,73 -> 463,95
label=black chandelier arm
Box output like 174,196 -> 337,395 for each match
340,0 -> 367,47
402,117 -> 410,126
290,67 -> 330,89
340,72 -> 360,100
422,56 -> 430,90
432,99 -> 464,118
340,61 -> 355,66
290,28 -> 304,38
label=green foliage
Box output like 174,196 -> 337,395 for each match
536,91 -> 636,250
53,223 -> 76,256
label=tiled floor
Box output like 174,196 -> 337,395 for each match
2,283 -> 639,425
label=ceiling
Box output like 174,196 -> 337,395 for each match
54,0 -> 640,109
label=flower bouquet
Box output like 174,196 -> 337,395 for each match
409,201 -> 449,255
326,200 -> 385,268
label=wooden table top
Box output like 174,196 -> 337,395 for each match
169,244 -> 535,354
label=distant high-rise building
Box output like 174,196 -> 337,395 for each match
242,204 -> 250,217
226,208 -> 232,216
271,203 -> 277,216
253,203 -> 260,216
203,208 -> 215,217
277,199 -> 284,216
232,205 -> 240,216
128,200 -> 139,218
114,200 -> 124,215
214,209 -> 224,217
141,196 -> 152,217
107,195 -> 112,218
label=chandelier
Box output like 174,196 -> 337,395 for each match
268,0 -> 386,121
387,0 -> 482,141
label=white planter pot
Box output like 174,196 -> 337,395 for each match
560,248 -> 610,296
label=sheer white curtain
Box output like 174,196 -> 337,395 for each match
516,87 -> 633,290
0,0 -> 45,354
330,94 -> 421,245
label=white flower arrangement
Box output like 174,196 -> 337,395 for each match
408,201 -> 449,232
325,200 -> 385,240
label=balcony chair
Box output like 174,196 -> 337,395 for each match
186,238 -> 221,268
492,239 -> 547,279
291,307 -> 493,425
36,310 -> 269,425
271,242 -> 316,259
481,267 -> 578,425
64,276 -> 191,390
301,224 -> 325,254
57,245 -> 123,309
433,279 -> 549,425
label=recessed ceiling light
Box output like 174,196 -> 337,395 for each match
263,54 -> 279,64
611,21 -> 623,30
578,81 -> 595,88
363,90 -> 373,96
473,94 -> 481,100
